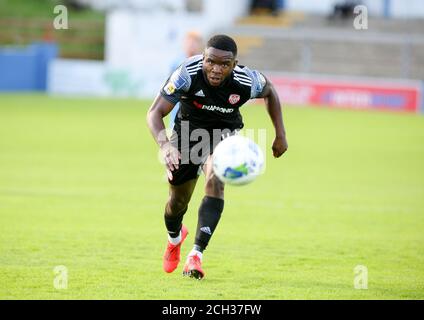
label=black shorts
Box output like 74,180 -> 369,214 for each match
167,125 -> 240,186
167,129 -> 210,186
168,162 -> 204,186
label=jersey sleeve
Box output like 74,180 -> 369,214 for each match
160,64 -> 192,104
243,67 -> 267,99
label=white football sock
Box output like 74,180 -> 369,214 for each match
189,248 -> 203,261
168,230 -> 181,245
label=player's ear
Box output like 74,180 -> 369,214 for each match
233,59 -> 238,68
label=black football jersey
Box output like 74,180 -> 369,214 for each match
160,55 -> 267,133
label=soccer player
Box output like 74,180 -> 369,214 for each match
147,34 -> 288,280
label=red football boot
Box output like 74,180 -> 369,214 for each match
182,254 -> 205,280
163,225 -> 188,273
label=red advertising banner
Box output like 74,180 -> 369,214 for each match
268,75 -> 422,113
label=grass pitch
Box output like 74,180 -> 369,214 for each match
0,94 -> 423,299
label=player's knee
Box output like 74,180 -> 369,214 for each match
205,175 -> 224,199
167,196 -> 189,216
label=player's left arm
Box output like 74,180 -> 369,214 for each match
257,76 -> 288,158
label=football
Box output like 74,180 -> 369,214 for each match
212,135 -> 264,185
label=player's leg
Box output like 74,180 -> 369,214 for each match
183,155 -> 225,279
195,154 -> 225,252
165,177 -> 198,240
163,177 -> 198,273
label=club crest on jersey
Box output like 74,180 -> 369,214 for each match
228,94 -> 240,105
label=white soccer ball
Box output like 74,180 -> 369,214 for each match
212,135 -> 264,186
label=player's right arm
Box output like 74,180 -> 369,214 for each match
146,62 -> 193,175
146,95 -> 180,174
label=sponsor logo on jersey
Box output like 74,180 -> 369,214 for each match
229,94 -> 240,105
193,101 -> 234,113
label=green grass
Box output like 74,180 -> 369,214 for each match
0,94 -> 423,299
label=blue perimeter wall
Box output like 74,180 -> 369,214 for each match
0,43 -> 58,91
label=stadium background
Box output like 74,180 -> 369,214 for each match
0,0 -> 423,299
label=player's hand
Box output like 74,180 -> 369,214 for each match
160,142 -> 181,178
272,135 -> 288,158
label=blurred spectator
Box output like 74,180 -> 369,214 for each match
185,0 -> 203,12
328,0 -> 362,20
250,0 -> 279,16
169,31 -> 203,129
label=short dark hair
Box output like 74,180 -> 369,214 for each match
206,34 -> 237,57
